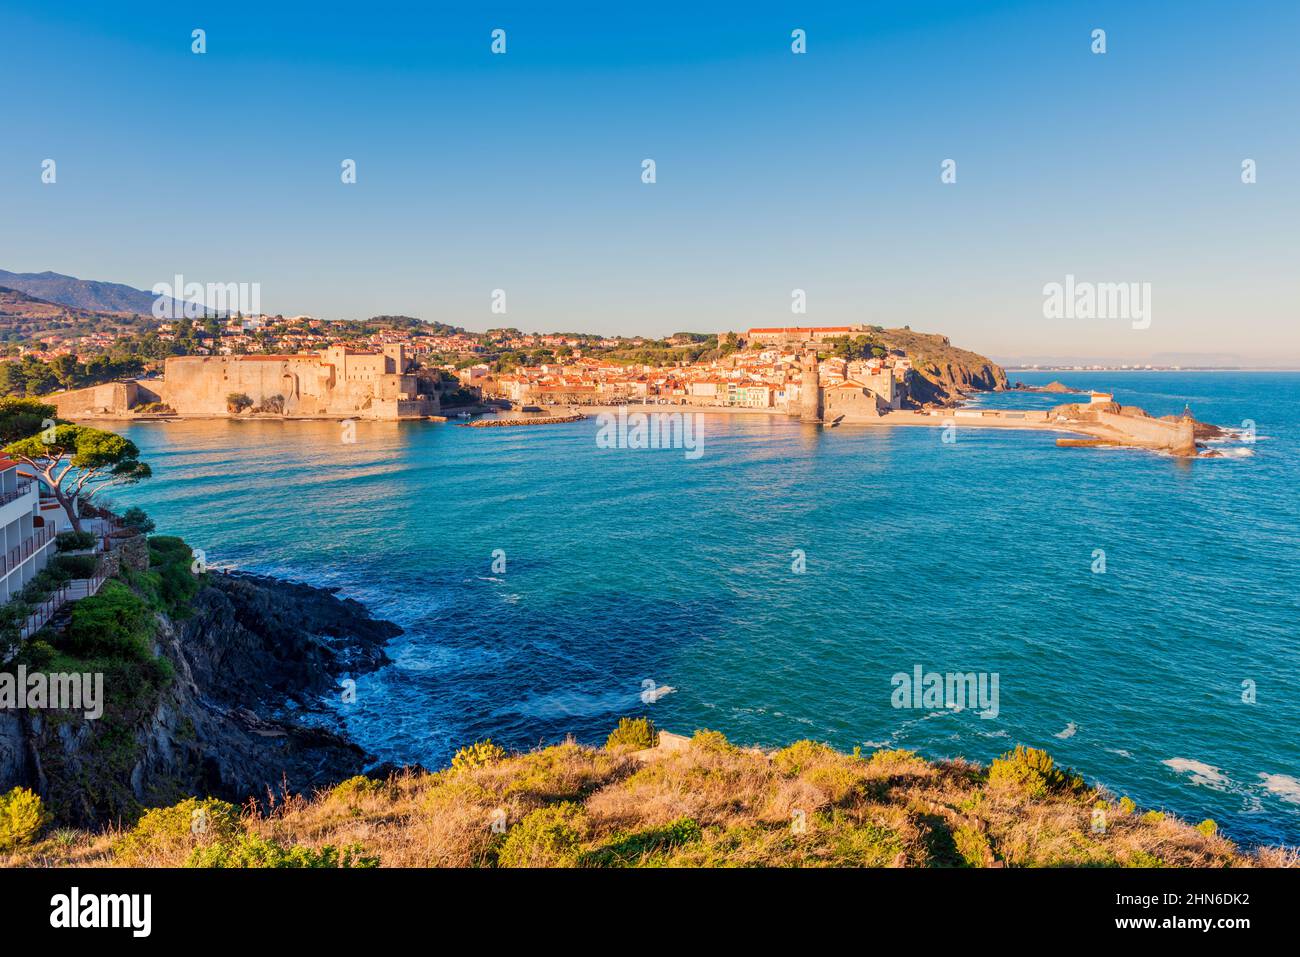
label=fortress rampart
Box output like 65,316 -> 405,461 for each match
52,344 -> 442,420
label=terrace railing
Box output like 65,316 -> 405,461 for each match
0,480 -> 34,509
0,524 -> 56,579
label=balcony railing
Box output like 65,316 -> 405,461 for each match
0,524 -> 56,579
0,480 -> 34,509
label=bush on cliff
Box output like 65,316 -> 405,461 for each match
988,746 -> 1086,799
329,775 -> 389,807
142,535 -> 202,616
64,580 -> 154,660
497,803 -> 588,867
0,787 -> 50,852
186,834 -> 378,868
114,797 -> 244,866
451,739 -> 507,772
121,506 -> 155,534
605,716 -> 657,752
580,817 -> 702,867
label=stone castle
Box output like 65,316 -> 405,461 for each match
54,344 -> 444,420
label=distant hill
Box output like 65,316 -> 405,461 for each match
0,286 -> 156,344
0,269 -> 158,315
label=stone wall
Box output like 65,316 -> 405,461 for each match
53,382 -> 141,417
1095,410 -> 1196,455
160,355 -> 438,419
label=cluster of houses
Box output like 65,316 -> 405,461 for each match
482,327 -> 915,413
24,314 -> 921,418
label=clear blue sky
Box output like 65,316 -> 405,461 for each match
2,1 -> 1297,364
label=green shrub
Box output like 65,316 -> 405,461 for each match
52,553 -> 99,579
114,797 -> 243,864
226,393 -> 253,414
1195,819 -> 1218,837
953,824 -> 992,867
822,811 -> 906,866
186,834 -> 378,868
0,787 -> 50,851
1126,850 -> 1165,868
690,729 -> 735,754
605,717 -> 657,752
121,506 -> 155,534
64,580 -> 154,659
987,746 -> 1086,799
55,530 -> 96,552
145,536 -> 201,614
868,748 -> 920,769
329,775 -> 387,803
1141,810 -> 1166,824
20,568 -> 68,603
773,739 -> 837,775
1118,796 -> 1137,816
451,739 -> 507,772
581,817 -> 702,866
497,802 -> 587,867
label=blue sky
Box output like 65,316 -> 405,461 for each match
1,1 -> 1297,364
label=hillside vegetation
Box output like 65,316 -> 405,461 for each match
5,726 -> 1291,868
0,286 -> 152,344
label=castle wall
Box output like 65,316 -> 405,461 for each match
53,382 -> 141,417
160,356 -> 334,415
158,351 -> 436,419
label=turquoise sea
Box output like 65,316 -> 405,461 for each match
110,371 -> 1300,846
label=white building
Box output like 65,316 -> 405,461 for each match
0,456 -> 65,604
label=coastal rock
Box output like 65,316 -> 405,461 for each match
4,572 -> 401,828
1016,380 -> 1073,393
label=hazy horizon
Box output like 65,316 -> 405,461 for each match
2,1 -> 1296,365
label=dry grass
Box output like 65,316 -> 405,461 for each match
1,733 -> 1293,868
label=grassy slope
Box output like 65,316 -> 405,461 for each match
8,731 -> 1293,868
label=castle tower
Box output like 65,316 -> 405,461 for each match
800,349 -> 821,422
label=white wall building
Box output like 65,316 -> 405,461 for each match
0,456 -> 64,604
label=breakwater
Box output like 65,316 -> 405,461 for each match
462,414 -> 586,427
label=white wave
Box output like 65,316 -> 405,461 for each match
1163,757 -> 1231,789
1054,722 -> 1078,739
1258,773 -> 1300,805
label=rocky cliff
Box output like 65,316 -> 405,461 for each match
0,572 -> 400,828
870,328 -> 1008,406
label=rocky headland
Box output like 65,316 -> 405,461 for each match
0,565 -> 400,828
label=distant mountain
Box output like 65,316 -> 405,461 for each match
0,269 -> 159,315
